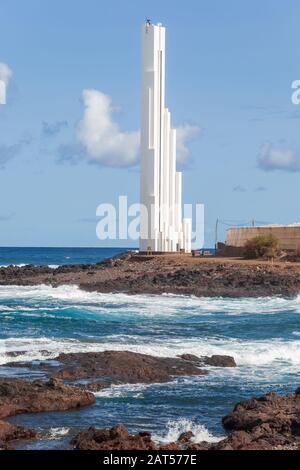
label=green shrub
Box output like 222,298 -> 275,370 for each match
243,234 -> 281,259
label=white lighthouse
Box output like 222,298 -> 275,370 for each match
140,21 -> 191,253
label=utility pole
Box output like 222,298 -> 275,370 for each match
215,218 -> 219,253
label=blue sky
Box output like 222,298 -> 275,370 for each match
0,0 -> 300,247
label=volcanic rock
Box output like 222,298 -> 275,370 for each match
178,431 -> 194,443
71,387 -> 300,451
222,391 -> 300,433
1,251 -> 300,298
8,351 -> 208,391
0,420 -> 36,449
0,377 -> 95,419
72,424 -> 157,450
179,353 -> 236,367
202,355 -> 236,367
219,390 -> 300,450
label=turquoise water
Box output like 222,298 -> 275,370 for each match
0,248 -> 300,449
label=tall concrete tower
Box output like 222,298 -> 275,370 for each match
140,21 -> 191,253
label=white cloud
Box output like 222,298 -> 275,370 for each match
75,89 -> 201,168
0,63 -> 12,105
77,89 -> 140,167
0,62 -> 12,86
258,142 -> 300,172
176,124 -> 202,164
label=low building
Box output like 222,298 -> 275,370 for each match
226,224 -> 300,252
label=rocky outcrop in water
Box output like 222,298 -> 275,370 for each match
72,424 -> 157,450
0,420 -> 36,450
179,354 -> 237,367
0,377 -> 95,419
5,351 -> 236,394
219,388 -> 300,450
53,350 -> 208,385
7,351 -> 209,392
0,377 -> 94,448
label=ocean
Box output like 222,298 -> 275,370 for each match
1,247 -> 300,449
0,246 -> 129,267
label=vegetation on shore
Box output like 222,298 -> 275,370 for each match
244,234 -> 281,260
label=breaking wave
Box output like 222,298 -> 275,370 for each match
153,418 -> 223,444
1,284 -> 300,372
46,428 -> 70,440
0,284 -> 300,316
2,334 -> 300,369
94,383 -> 151,399
0,264 -> 59,269
2,280 -> 300,449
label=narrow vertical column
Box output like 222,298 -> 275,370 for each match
183,219 -> 192,253
169,128 -> 176,251
157,25 -> 165,242
162,109 -> 170,250
175,171 -> 182,250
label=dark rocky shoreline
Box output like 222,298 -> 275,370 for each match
72,386 -> 300,450
1,251 -> 300,298
0,351 -> 235,449
1,350 -> 300,451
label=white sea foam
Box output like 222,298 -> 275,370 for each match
46,427 -> 70,439
152,419 -> 222,444
0,336 -> 105,365
94,383 -> 150,398
0,264 -> 27,268
0,306 -> 40,313
2,333 -> 300,370
1,284 -> 300,368
0,264 -> 59,269
0,306 -> 15,311
0,284 -> 300,317
85,336 -> 300,367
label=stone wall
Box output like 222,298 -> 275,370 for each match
226,225 -> 300,251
